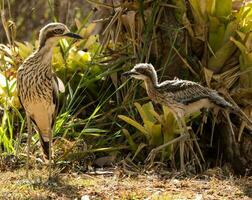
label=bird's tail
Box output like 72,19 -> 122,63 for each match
210,92 -> 234,109
29,117 -> 50,159
210,92 -> 252,127
39,133 -> 49,159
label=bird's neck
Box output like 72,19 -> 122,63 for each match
21,45 -> 54,76
37,43 -> 54,58
144,77 -> 159,95
34,45 -> 54,68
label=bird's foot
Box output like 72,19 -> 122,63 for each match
17,176 -> 43,186
16,178 -> 33,185
45,176 -> 58,187
145,148 -> 158,168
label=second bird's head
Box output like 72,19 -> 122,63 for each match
38,22 -> 82,49
122,63 -> 157,82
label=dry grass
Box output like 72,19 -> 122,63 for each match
0,166 -> 251,200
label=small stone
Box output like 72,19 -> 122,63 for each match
81,195 -> 90,200
195,193 -> 203,200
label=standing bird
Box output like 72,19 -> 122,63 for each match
17,22 -> 82,179
122,63 -> 252,170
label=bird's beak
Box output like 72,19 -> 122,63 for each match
122,71 -> 139,77
63,32 -> 83,39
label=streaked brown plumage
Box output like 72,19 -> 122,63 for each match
123,63 -> 234,115
17,22 -> 82,179
123,63 -> 252,170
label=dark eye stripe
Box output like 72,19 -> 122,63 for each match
39,30 -> 60,49
136,68 -> 150,76
45,29 -> 63,40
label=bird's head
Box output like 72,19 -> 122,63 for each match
122,63 -> 157,82
38,22 -> 82,49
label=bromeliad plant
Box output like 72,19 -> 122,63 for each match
118,101 -> 202,165
0,41 -> 25,153
172,0 -> 237,73
119,101 -> 178,161
0,72 -> 23,153
172,0 -> 252,92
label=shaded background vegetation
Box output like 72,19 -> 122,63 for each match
1,0 -> 252,175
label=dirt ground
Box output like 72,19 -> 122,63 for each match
0,166 -> 252,200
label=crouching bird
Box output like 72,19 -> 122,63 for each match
17,22 -> 82,179
122,63 -> 252,170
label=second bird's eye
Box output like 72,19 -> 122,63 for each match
54,29 -> 64,34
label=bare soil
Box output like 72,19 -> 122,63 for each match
0,166 -> 252,200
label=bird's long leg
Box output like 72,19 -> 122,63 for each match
48,128 -> 52,179
210,108 -> 219,147
15,118 -> 26,158
175,117 -> 185,171
15,129 -> 21,158
26,115 -> 32,179
238,121 -> 246,142
145,109 -> 189,171
199,108 -> 208,136
224,110 -> 236,142
177,115 -> 190,172
145,134 -> 188,166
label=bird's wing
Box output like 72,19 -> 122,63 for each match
157,79 -> 208,102
158,79 -> 200,94
157,79 -> 232,108
55,76 -> 65,93
39,75 -> 63,158
52,74 -> 64,126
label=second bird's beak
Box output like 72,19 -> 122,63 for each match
122,71 -> 138,77
63,32 -> 83,39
